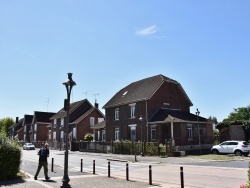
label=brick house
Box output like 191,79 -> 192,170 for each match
22,114 -> 33,142
50,99 -> 105,142
30,111 -> 55,142
103,74 -> 213,149
8,117 -> 23,140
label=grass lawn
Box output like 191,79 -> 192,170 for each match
183,154 -> 250,161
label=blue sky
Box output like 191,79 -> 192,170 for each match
1,1 -> 249,122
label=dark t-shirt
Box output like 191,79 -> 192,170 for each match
38,147 -> 49,162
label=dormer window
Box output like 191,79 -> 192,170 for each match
122,91 -> 128,96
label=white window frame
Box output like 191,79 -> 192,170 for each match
34,133 -> 37,141
115,128 -> 119,141
24,126 -> 26,132
129,103 -> 136,118
73,127 -> 76,139
90,117 -> 95,126
187,124 -> 193,141
24,134 -> 26,142
102,130 -> 106,141
34,124 -> 37,131
115,108 -> 119,120
61,117 -> 64,127
151,128 -> 156,140
53,131 -> 56,141
53,119 -> 57,128
60,131 -> 64,141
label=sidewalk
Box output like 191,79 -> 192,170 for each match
0,174 -> 196,188
0,152 -> 198,188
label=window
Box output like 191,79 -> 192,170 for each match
53,119 -> 57,128
73,128 -> 76,139
115,108 -> 119,120
24,134 -> 26,142
98,131 -> 100,141
53,132 -> 56,141
61,117 -> 64,127
60,131 -> 64,141
151,128 -> 156,140
24,126 -> 26,132
34,133 -> 37,141
187,124 -> 193,141
102,130 -> 106,141
131,106 -> 135,118
90,117 -> 95,126
115,128 -> 119,141
130,126 -> 136,141
129,103 -> 136,118
34,124 -> 37,131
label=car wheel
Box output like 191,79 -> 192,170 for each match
235,150 -> 242,156
212,149 -> 219,154
23,147 -> 25,150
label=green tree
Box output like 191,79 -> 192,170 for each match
223,105 -> 250,122
208,116 -> 218,124
0,118 -> 15,136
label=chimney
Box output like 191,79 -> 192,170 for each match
16,117 -> 19,123
95,102 -> 99,109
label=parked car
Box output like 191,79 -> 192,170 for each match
211,140 -> 250,156
23,143 -> 35,150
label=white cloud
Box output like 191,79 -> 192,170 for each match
135,25 -> 158,36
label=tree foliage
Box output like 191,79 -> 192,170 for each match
84,133 -> 93,141
0,117 -> 15,136
0,132 -> 22,179
208,116 -> 218,124
223,105 -> 250,122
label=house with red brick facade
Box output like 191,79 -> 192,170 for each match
8,117 -> 23,140
50,99 -> 105,142
30,111 -> 55,142
22,114 -> 33,142
103,74 -> 213,150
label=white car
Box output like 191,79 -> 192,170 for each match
211,140 -> 250,156
23,143 -> 35,150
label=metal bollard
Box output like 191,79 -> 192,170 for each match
81,159 -> 83,172
126,163 -> 129,181
135,154 -> 137,162
180,166 -> 184,188
149,165 -> 152,185
93,160 -> 95,174
108,161 -> 110,177
51,158 -> 54,172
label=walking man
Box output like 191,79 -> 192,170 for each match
34,143 -> 50,180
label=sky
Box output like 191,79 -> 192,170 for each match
0,1 -> 249,123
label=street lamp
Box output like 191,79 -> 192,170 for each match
196,108 -> 201,154
139,115 -> 146,156
61,73 -> 76,188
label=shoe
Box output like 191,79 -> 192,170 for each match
34,176 -> 37,180
45,177 -> 50,180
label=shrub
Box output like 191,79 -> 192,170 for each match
84,133 -> 93,141
0,133 -> 22,179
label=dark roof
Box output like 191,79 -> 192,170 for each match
50,99 -> 92,119
103,74 -> 192,108
8,118 -> 24,130
24,114 -> 33,125
149,108 -> 208,123
71,107 -> 105,124
91,120 -> 105,129
34,111 -> 55,123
